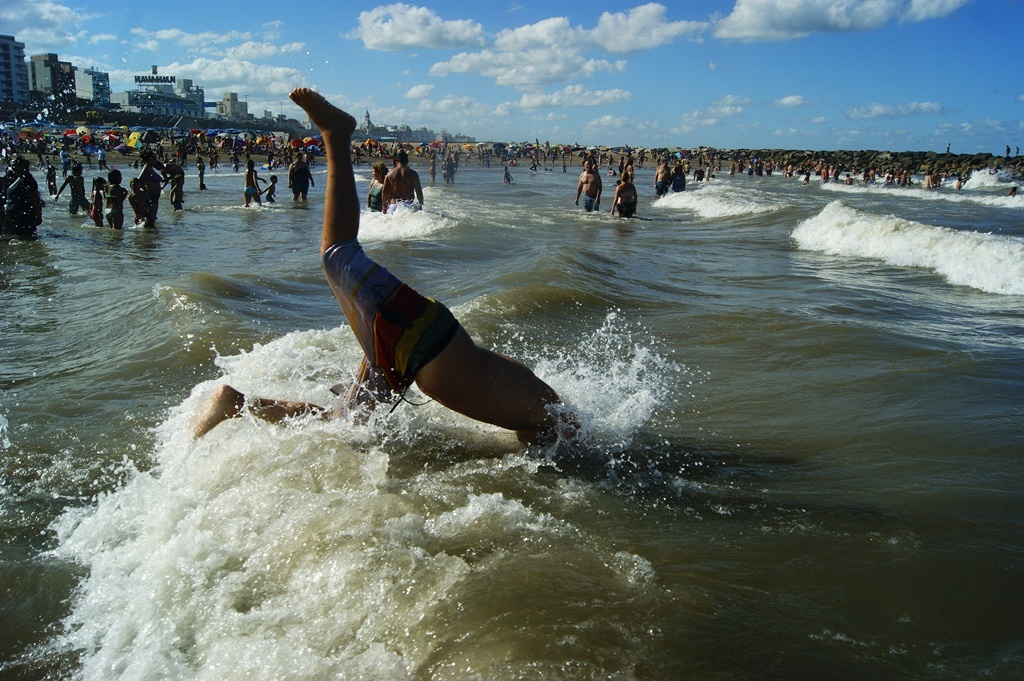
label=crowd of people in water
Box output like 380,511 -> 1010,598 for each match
2,123 -> 1021,240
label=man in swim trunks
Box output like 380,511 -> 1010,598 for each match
574,157 -> 602,212
655,160 -> 671,197
610,171 -> 638,218
194,88 -> 573,446
382,149 -> 424,213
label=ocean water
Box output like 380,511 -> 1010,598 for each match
2,159 -> 1023,680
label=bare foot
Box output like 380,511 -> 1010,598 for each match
192,384 -> 245,438
288,88 -> 356,140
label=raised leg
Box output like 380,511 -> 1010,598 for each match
288,88 -> 360,254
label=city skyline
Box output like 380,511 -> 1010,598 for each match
1,1 -> 1021,152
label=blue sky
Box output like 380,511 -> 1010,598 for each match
2,0 -> 1022,152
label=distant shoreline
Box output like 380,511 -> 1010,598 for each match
32,136 -> 1024,180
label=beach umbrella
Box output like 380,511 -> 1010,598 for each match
76,125 -> 91,136
290,139 -> 302,148
116,144 -> 128,153
143,130 -> 160,143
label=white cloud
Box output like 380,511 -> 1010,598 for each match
133,27 -> 252,47
1017,95 -> 1024,104
226,41 -> 279,60
845,101 -> 944,119
707,94 -> 750,119
495,17 -> 577,51
155,56 -> 308,97
903,0 -> 971,22
432,5 -> 699,92
584,114 -> 630,133
774,95 -> 808,108
406,84 -> 434,99
89,33 -> 116,44
674,94 -> 750,134
0,0 -> 97,51
810,116 -> 829,124
430,49 -> 620,89
715,0 -> 968,42
588,3 -> 707,52
352,4 -> 486,50
519,84 -> 631,109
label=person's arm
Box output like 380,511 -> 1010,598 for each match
595,176 -> 602,205
414,175 -> 424,206
381,174 -> 393,213
575,176 -> 583,204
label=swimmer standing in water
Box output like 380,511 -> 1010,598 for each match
381,149 -> 424,213
194,88 -> 575,446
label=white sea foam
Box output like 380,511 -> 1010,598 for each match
792,201 -> 1024,295
961,168 -> 1016,190
653,183 -> 783,219
820,178 -> 1024,210
49,311 -> 668,680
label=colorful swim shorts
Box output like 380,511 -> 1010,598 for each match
321,239 -> 459,393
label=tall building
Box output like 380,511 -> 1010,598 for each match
28,53 -> 76,110
215,92 -> 248,120
76,66 -> 110,105
0,35 -> 30,105
175,78 -> 205,111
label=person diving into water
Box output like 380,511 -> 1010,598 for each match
194,88 -> 576,446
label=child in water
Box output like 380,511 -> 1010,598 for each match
127,178 -> 149,226
264,175 -> 278,203
88,176 -> 106,227
45,163 -> 58,197
56,163 -> 90,215
105,169 -> 128,230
